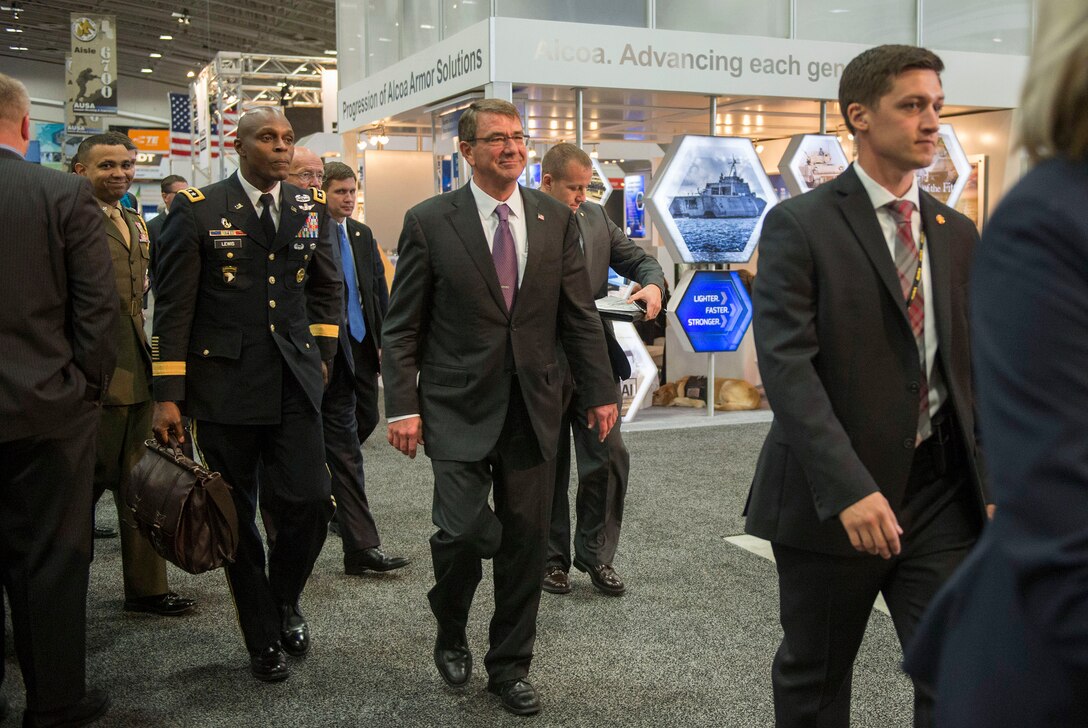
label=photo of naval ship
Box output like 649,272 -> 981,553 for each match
668,157 -> 768,219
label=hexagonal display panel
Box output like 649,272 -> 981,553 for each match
647,135 -> 777,264
777,134 -> 850,198
667,269 -> 753,353
917,124 -> 970,207
585,156 -> 614,206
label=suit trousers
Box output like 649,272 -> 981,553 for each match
194,370 -> 332,654
428,382 -> 554,684
770,431 -> 980,728
93,400 -> 169,598
547,383 -> 629,569
350,336 -> 381,444
0,405 -> 99,712
323,344 -> 380,557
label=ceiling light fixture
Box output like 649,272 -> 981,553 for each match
186,70 -> 195,78
9,44 -> 26,50
590,144 -> 599,159
141,67 -> 153,73
149,52 -> 162,58
159,34 -> 173,40
5,27 -> 22,33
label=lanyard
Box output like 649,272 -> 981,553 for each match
906,232 -> 926,308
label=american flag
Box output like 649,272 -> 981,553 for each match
169,92 -> 237,159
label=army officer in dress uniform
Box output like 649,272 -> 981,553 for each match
151,107 -> 342,683
73,132 -> 196,618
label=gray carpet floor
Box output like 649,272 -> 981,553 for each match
2,420 -> 915,727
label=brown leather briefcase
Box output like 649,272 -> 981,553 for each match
126,438 -> 239,574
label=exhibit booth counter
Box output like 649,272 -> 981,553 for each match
337,15 -> 1028,418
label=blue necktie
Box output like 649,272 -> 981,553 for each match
338,224 -> 366,343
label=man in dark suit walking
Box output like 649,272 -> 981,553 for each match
383,99 -> 618,716
313,157 -> 408,575
745,45 -> 991,727
0,72 -> 116,727
74,133 -> 195,618
146,174 -> 187,291
151,106 -> 342,682
538,143 -> 665,597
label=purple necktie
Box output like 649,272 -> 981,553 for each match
493,203 -> 518,311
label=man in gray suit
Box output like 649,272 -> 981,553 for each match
745,45 -> 991,727
0,72 -> 116,727
383,99 -> 618,716
539,143 -> 665,597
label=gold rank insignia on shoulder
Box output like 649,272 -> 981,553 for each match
312,188 -> 326,205
935,214 -> 946,225
181,187 -> 205,203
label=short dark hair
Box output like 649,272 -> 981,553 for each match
541,142 -> 592,180
160,174 -> 187,194
322,161 -> 356,191
458,99 -> 520,143
838,45 -> 944,134
74,131 -> 136,166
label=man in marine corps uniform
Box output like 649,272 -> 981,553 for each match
151,107 -> 342,682
73,131 -> 196,618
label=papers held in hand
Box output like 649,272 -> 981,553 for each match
596,294 -> 646,322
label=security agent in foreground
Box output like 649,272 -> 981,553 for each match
151,106 -> 342,682
538,143 -> 665,597
73,132 -> 196,618
745,45 -> 990,727
0,70 -> 117,728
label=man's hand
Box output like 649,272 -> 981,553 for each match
586,403 -> 619,442
321,360 -> 331,388
838,492 -> 903,559
627,283 -> 663,319
387,416 -> 424,458
152,401 -> 185,445
986,503 -> 997,520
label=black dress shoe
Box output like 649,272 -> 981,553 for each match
434,631 -> 471,688
344,547 -> 410,574
542,566 -> 571,594
92,526 -> 117,539
573,558 -> 626,596
249,646 -> 289,682
487,678 -> 541,716
22,688 -> 110,727
280,604 -> 311,657
123,592 -> 196,617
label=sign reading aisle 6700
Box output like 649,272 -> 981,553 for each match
68,14 -> 118,117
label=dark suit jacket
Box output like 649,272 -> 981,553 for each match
152,173 -> 341,424
101,205 -> 152,405
573,202 -> 665,384
905,158 -> 1088,723
382,183 -> 616,463
745,164 -> 988,556
335,217 -> 386,375
0,147 -> 117,441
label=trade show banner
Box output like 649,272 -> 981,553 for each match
68,14 -> 117,116
338,21 -> 490,132
492,19 -> 1026,110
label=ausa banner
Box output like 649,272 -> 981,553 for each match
68,14 -> 118,116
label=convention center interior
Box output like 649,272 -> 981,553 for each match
2,0 -> 1085,726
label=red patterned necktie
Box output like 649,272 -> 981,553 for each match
886,200 -> 932,442
493,203 -> 518,311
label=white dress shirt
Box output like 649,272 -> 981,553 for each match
468,178 -> 529,285
853,161 -> 944,419
236,171 -> 281,230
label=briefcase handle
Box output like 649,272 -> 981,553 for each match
142,438 -> 221,482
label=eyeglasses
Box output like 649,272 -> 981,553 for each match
291,171 -> 324,183
465,133 -> 530,148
